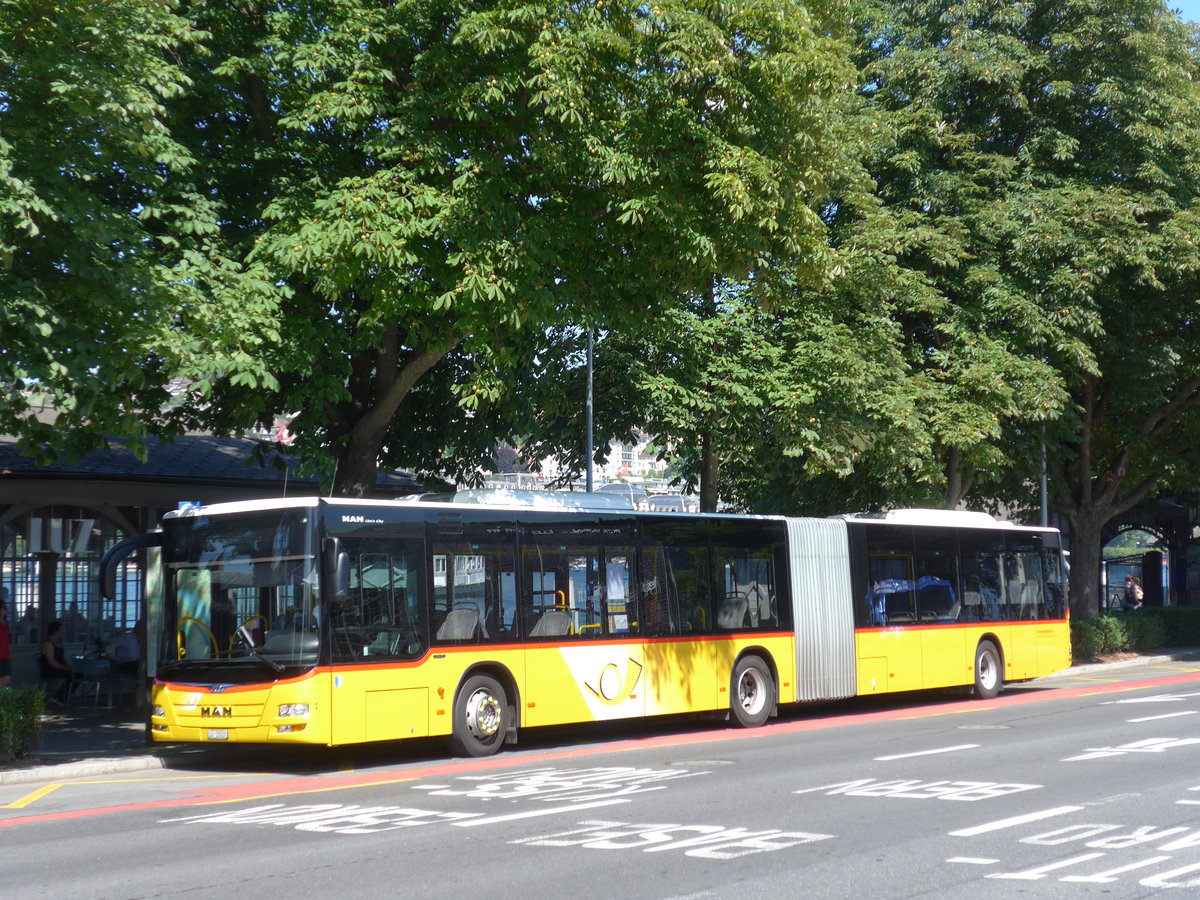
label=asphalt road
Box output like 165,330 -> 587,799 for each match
4,658 -> 1200,899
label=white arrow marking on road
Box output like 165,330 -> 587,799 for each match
947,857 -> 999,865
1127,711 -> 1197,723
949,806 -> 1083,837
1061,856 -> 1173,883
875,744 -> 980,761
452,797 -> 628,827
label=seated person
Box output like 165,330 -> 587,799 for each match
40,620 -> 80,703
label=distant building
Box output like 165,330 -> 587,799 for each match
531,431 -> 668,483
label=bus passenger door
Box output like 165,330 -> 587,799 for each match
520,522 -> 646,727
329,542 -> 430,745
639,523 -> 720,714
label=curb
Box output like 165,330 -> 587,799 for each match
0,754 -> 168,786
1045,648 -> 1200,679
0,745 -> 268,787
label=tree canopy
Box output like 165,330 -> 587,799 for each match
0,1 -> 278,460
0,0 -> 853,495
835,0 -> 1200,616
734,0 -> 1200,615
540,0 -> 1200,619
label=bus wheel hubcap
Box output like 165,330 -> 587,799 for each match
739,670 -> 766,715
466,690 -> 502,739
980,654 -> 996,689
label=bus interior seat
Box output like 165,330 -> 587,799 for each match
1020,581 -> 1042,618
917,582 -> 958,621
529,610 -> 571,637
717,592 -> 749,629
437,607 -> 487,641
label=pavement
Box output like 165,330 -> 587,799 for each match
3,649 -> 1199,787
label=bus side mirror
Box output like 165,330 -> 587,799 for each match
99,532 -> 162,600
323,537 -> 350,606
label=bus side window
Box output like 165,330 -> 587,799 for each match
1005,533 -> 1047,620
714,553 -> 775,630
638,546 -> 678,636
960,574 -> 983,622
955,527 -> 1006,623
864,523 -> 917,625
665,545 -> 711,633
605,549 -> 635,634
912,526 -> 959,623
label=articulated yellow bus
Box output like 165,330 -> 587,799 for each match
101,493 -> 1070,756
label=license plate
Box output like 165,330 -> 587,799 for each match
207,729 -> 229,741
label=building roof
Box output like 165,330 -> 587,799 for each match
0,433 -> 422,495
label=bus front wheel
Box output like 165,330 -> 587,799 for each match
449,674 -> 510,757
730,655 -> 774,728
974,640 -> 1003,700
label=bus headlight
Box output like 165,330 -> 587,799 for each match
151,705 -> 165,717
278,704 -> 310,717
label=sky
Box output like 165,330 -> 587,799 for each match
1174,0 -> 1200,23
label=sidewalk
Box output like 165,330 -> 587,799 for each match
0,702 -> 262,786
3,649 -> 1199,787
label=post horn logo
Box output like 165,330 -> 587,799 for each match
584,658 -> 644,705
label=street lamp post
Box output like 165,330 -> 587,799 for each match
586,330 -> 594,493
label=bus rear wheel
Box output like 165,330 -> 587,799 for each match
730,655 -> 774,728
974,640 -> 1002,700
449,674 -> 509,757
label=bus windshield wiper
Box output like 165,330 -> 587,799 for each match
235,624 -> 285,673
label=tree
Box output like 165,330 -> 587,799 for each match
148,0 -> 855,496
812,0 -> 1200,617
1,1 -> 855,496
569,0 -> 1075,518
0,0 -> 277,462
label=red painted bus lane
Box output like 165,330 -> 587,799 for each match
3,668 -> 1199,830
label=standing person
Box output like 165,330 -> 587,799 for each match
1121,575 -> 1144,611
0,595 -> 11,687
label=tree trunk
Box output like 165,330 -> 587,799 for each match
699,428 -> 719,512
326,341 -> 457,497
1061,510 -> 1105,619
333,425 -> 392,499
1053,375 -> 1169,618
942,445 -> 972,509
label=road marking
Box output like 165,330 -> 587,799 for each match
875,744 -> 979,761
1105,690 -> 1200,705
453,798 -> 630,827
950,806 -> 1083,836
987,852 -> 1105,880
1,772 -> 250,816
1063,736 -> 1200,762
5,669 -> 1200,829
3,784 -> 62,809
948,857 -> 998,865
1061,856 -> 1173,883
1127,711 -> 1197,723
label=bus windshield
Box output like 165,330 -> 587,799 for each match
161,509 -> 318,681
